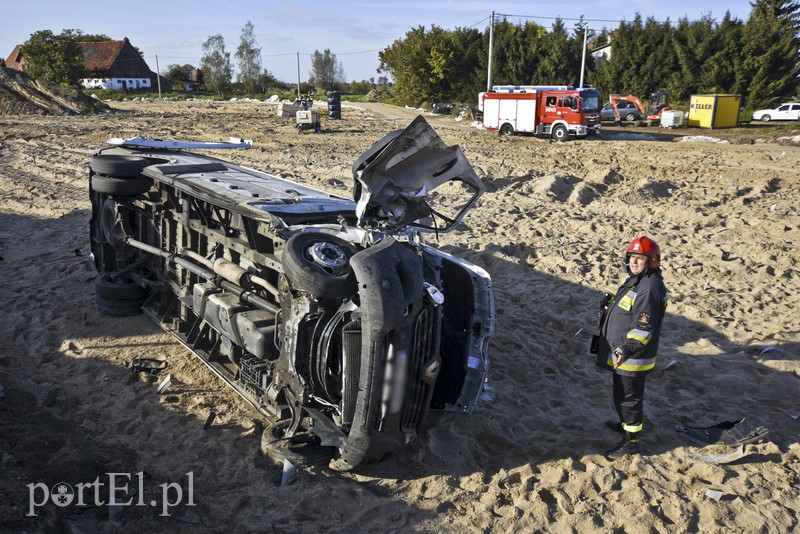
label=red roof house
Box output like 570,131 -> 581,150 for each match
5,38 -> 170,91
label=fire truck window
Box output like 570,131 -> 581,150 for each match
564,96 -> 577,109
547,96 -> 557,106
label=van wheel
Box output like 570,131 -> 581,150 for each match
94,274 -> 147,316
552,125 -> 569,142
90,155 -> 149,177
281,232 -> 358,300
91,174 -> 152,196
499,123 -> 514,136
625,113 -> 636,122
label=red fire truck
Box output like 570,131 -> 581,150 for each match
479,85 -> 602,141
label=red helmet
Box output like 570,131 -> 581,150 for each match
626,236 -> 661,267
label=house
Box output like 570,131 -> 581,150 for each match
589,31 -> 617,63
4,37 -> 171,91
4,45 -> 23,70
590,41 -> 612,63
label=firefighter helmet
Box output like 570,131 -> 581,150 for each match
626,236 -> 661,267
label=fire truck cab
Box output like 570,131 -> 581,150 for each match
479,85 -> 602,141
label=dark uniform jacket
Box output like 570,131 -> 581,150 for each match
597,268 -> 668,376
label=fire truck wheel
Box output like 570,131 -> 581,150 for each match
552,125 -> 569,142
499,123 -> 514,136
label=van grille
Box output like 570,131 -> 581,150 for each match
400,307 -> 435,432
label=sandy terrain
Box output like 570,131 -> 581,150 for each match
1,98 -> 799,533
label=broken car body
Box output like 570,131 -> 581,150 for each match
88,116 -> 494,471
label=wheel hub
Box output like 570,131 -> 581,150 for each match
307,241 -> 349,274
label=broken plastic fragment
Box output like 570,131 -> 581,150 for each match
688,445 -> 746,464
156,374 -> 172,394
759,346 -> 776,355
281,458 -> 297,487
705,489 -> 723,502
664,359 -> 679,370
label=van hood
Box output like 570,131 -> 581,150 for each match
351,115 -> 484,233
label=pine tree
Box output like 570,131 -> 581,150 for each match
740,0 -> 800,108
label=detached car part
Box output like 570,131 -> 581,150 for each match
88,116 -> 494,471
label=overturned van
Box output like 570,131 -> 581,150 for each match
88,116 -> 494,471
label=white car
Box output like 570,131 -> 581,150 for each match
752,103 -> 800,122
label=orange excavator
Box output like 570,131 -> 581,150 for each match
609,92 -> 671,125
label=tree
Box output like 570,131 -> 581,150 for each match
78,33 -> 112,42
591,15 -> 673,99
201,34 -> 232,95
448,27 -> 484,103
164,63 -> 195,88
235,21 -> 261,94
532,19 -> 582,86
21,29 -> 85,85
257,68 -> 278,93
379,25 -> 458,106
740,0 -> 800,108
310,49 -> 345,90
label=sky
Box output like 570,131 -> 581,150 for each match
2,1 -> 756,84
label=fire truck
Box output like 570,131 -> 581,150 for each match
479,85 -> 602,141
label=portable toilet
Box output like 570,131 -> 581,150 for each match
688,94 -> 742,128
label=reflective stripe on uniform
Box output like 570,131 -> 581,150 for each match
622,422 -> 643,433
617,291 -> 636,311
627,328 -> 652,345
607,356 -> 655,372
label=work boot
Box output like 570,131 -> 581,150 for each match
605,420 -> 624,434
605,433 -> 640,459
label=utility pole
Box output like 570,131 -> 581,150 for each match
296,52 -> 301,98
486,11 -> 495,92
155,54 -> 162,98
579,26 -> 588,88
576,17 -> 590,88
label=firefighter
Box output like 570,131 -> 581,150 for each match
595,236 -> 668,459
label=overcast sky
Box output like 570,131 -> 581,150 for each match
2,1 -> 756,84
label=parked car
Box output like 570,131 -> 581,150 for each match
752,103 -> 800,122
88,116 -> 494,471
601,101 -> 643,122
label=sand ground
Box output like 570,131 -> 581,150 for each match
1,99 -> 799,533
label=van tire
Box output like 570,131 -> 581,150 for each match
91,174 -> 152,196
282,232 -> 358,300
90,155 -> 149,177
